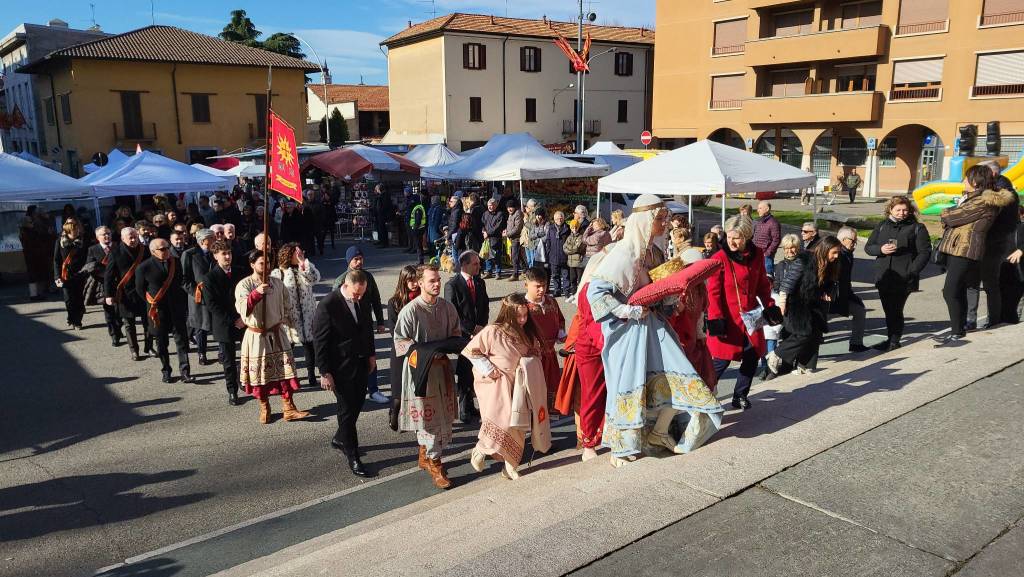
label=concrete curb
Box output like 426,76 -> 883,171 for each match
212,323 -> 1024,577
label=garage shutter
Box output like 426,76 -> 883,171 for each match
892,58 -> 944,84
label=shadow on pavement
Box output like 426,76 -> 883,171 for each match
0,301 -> 181,459
0,470 -> 211,542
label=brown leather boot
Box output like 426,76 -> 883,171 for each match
258,399 -> 271,424
426,458 -> 452,490
417,446 -> 429,470
281,396 -> 311,421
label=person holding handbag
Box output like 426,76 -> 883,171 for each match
706,215 -> 776,410
864,196 -> 931,351
764,237 -> 841,379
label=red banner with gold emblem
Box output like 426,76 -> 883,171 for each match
268,110 -> 302,203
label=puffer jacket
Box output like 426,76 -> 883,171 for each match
777,251 -> 833,336
938,188 -> 1016,261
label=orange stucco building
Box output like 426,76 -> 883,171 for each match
653,0 -> 1024,196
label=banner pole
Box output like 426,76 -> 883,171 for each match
262,65 -> 273,286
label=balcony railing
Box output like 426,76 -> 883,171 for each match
972,84 -> 1024,97
112,122 -> 156,142
981,11 -> 1024,27
895,20 -> 947,35
561,119 -> 602,135
712,44 -> 744,56
710,99 -> 743,110
889,87 -> 941,101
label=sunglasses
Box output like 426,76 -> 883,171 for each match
801,230 -> 815,234
153,246 -> 169,252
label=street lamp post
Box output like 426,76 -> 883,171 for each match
553,83 -> 575,112
576,0 -> 584,154
579,47 -> 616,153
293,35 -> 331,147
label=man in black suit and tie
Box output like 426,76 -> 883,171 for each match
87,225 -> 123,347
136,238 -> 193,384
445,250 -> 488,423
202,239 -> 245,406
313,269 -> 376,478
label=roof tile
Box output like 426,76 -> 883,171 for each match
310,84 -> 389,111
382,13 -> 654,47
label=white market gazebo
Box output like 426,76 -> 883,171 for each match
82,151 -> 232,197
0,152 -> 93,202
404,143 -> 463,168
597,139 -> 816,224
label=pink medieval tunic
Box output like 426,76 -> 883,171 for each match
526,295 -> 565,410
462,325 -> 552,467
235,275 -> 301,399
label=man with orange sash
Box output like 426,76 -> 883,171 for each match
104,227 -> 151,361
135,238 -> 193,383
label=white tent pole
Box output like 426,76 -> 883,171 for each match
721,192 -> 726,228
519,179 -> 524,208
92,196 -> 102,228
596,183 -> 601,217
688,193 -> 693,231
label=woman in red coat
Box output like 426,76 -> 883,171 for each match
706,216 -> 774,410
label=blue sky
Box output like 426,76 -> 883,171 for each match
2,0 -> 655,85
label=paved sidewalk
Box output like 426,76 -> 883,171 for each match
209,322 -> 1024,577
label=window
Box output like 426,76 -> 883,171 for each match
59,93 -> 71,124
614,52 -> 634,76
772,10 -> 813,37
890,57 -> 944,100
710,74 -> 745,108
617,100 -> 628,123
841,1 -> 882,29
254,93 -> 267,138
520,46 -> 541,72
896,0 -> 949,35
973,51 -> 1024,97
835,64 -> 877,91
469,97 -> 482,122
982,0 -> 1024,26
838,136 -> 867,166
43,97 -> 54,125
878,137 -> 898,167
120,91 -> 143,139
525,98 -> 537,123
769,69 -> 809,97
463,43 -> 486,70
191,94 -> 211,123
713,18 -> 747,55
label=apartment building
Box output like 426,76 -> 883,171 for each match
381,13 -> 655,152
18,25 -> 317,176
306,84 -> 390,143
0,19 -> 108,158
654,0 -> 1024,195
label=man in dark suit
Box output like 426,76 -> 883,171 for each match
136,238 -> 193,384
445,250 -> 488,423
182,229 -> 215,365
313,269 -> 376,478
104,227 -> 150,361
88,225 -> 122,346
203,239 -> 244,405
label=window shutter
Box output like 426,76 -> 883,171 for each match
976,51 -> 1024,86
983,0 -> 1024,17
463,44 -> 470,68
774,10 -> 813,36
713,18 -> 747,54
520,47 -> 526,71
712,74 -> 745,102
535,47 -> 541,72
480,44 -> 486,69
892,58 -> 944,84
897,0 -> 949,27
770,70 -> 808,96
860,2 -> 883,26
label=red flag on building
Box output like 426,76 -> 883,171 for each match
268,109 -> 302,203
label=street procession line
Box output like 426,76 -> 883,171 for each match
92,414 -> 577,575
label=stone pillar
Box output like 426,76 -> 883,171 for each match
865,149 -> 880,199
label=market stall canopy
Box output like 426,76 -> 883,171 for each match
303,144 -> 420,180
422,133 -> 610,181
239,163 -> 267,178
404,143 -> 462,168
204,156 -> 240,171
83,148 -> 130,174
13,151 -> 44,165
379,130 -> 446,146
583,141 -> 627,155
0,152 -> 93,201
191,163 -> 239,184
82,151 -> 231,197
598,140 -> 816,196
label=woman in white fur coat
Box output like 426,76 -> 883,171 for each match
272,242 -> 322,388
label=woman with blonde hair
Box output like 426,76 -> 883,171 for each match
463,293 -> 550,480
609,209 -> 625,242
53,217 -> 88,329
271,242 -> 322,388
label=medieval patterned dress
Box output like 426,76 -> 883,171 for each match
526,295 -> 565,410
235,275 -> 301,399
588,194 -> 724,459
394,296 -> 461,457
462,325 -> 552,467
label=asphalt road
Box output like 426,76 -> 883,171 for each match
0,222 -> 960,577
